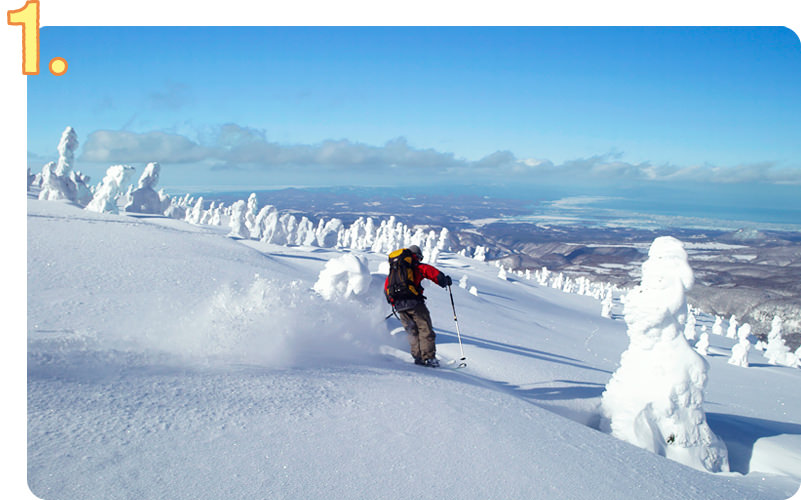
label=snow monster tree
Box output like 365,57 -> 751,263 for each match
125,162 -> 165,214
38,126 -> 92,205
600,236 -> 729,473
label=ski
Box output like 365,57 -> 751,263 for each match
379,345 -> 468,370
415,357 -> 467,370
446,358 -> 468,369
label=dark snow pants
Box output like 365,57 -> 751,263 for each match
397,302 -> 436,361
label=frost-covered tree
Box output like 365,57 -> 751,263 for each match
72,171 -> 93,206
600,236 -> 728,473
209,202 -> 225,226
157,189 -> 171,212
164,197 -> 187,219
696,327 -> 710,356
38,161 -> 68,201
684,307 -> 697,341
281,213 -> 298,244
425,246 -> 440,265
260,210 -> 283,244
728,323 -> 752,368
601,289 -> 613,318
370,217 -> 399,254
185,197 -> 206,225
726,315 -> 738,339
227,200 -> 249,239
244,193 -> 259,234
754,334 -> 767,351
55,126 -> 78,177
259,211 -> 301,245
562,276 -> 575,294
85,165 -> 135,214
497,265 -> 508,281
576,276 -> 588,296
764,316 -> 797,367
295,216 -> 317,246
251,204 -> 277,241
712,315 -> 723,336
39,127 -> 92,205
437,227 -> 453,251
125,162 -> 164,214
119,184 -> 134,210
340,216 -> 369,250
316,218 -> 343,248
38,128 -> 78,202
538,266 -> 550,286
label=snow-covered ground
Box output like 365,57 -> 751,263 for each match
26,199 -> 801,499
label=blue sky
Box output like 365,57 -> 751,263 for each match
27,26 -> 801,195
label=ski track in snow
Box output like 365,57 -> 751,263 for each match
25,199 -> 801,500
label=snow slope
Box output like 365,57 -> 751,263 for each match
26,199 -> 801,499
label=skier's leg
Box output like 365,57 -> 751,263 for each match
412,303 -> 436,361
398,309 -> 422,361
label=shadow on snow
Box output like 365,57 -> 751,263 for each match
707,412 -> 801,475
435,329 -> 611,376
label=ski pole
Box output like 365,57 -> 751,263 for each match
384,307 -> 399,321
447,285 -> 467,367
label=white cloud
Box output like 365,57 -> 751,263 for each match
633,161 -> 801,185
77,126 -> 801,185
512,154 -> 801,185
475,150 -> 516,168
81,126 -> 466,172
81,130 -> 212,164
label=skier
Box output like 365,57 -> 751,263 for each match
384,245 -> 452,367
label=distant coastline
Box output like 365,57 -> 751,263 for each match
182,185 -> 801,234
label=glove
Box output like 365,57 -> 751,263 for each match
438,274 -> 452,288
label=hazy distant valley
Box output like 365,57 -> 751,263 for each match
481,222 -> 801,347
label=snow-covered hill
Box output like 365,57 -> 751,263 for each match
26,199 -> 801,499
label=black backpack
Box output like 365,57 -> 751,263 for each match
386,248 -> 423,302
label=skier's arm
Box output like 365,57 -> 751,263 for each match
418,263 -> 452,288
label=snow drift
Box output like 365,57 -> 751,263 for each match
313,253 -> 372,301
